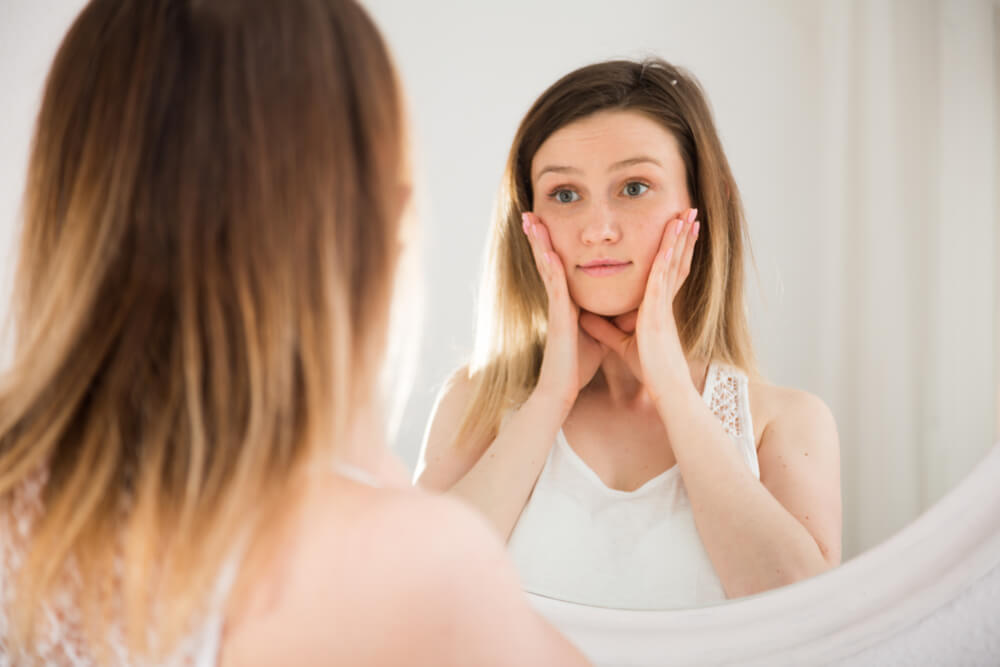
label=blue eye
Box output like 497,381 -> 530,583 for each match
551,189 -> 581,204
623,182 -> 649,197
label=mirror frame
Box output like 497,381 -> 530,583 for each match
528,442 -> 1000,665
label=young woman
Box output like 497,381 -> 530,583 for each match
417,59 -> 842,609
0,1 -> 588,664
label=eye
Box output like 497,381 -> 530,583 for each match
550,188 -> 581,204
623,182 -> 649,197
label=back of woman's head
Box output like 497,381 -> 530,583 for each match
458,58 -> 755,450
0,0 -> 405,660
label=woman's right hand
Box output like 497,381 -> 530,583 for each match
521,212 -> 606,414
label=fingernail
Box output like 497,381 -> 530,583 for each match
693,221 -> 700,237
688,208 -> 698,223
675,219 -> 683,235
521,213 -> 529,233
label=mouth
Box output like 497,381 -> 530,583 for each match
577,259 -> 632,277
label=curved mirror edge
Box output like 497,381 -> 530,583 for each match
525,441 -> 1000,665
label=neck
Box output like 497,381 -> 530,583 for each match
338,400 -> 411,487
590,353 -> 710,409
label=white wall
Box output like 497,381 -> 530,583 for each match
0,1 -> 88,345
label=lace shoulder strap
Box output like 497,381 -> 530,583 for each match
704,363 -> 760,479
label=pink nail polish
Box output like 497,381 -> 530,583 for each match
693,221 -> 700,237
675,220 -> 683,236
521,213 -> 529,233
688,209 -> 698,223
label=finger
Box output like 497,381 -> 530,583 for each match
612,309 -> 638,333
579,312 -> 631,356
668,208 -> 698,288
643,217 -> 682,306
522,212 -> 559,286
653,215 -> 684,259
678,215 -> 699,286
521,212 -> 547,276
529,214 -> 558,256
523,213 -> 575,323
532,218 -> 570,294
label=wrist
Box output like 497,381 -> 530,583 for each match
644,364 -> 688,402
526,384 -> 575,424
652,379 -> 703,421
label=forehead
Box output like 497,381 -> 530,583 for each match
531,110 -> 682,178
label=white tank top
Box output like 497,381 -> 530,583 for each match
507,361 -> 760,610
0,466 -> 238,666
0,461 -> 374,665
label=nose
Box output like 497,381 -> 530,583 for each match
580,206 -> 622,245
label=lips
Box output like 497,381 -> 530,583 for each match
578,259 -> 632,277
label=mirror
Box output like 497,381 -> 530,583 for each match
1,0 -> 995,619
366,0 -> 999,609
526,441 -> 1000,665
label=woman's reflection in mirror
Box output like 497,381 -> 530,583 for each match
417,58 -> 842,609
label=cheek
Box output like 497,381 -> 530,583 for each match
630,215 -> 670,269
539,216 -> 575,260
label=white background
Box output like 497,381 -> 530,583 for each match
1,0 -> 997,583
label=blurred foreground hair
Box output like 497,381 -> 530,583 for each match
0,0 -> 406,661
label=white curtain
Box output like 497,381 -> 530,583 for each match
749,0 -> 997,559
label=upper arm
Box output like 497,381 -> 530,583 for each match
756,388 -> 842,566
413,368 -> 491,491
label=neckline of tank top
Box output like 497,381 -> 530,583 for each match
555,360 -> 722,497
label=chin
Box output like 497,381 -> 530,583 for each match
570,290 -> 642,318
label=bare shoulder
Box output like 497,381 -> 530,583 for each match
222,478 -> 586,666
414,366 -> 491,490
746,380 -> 842,565
427,366 -> 477,438
747,380 -> 838,452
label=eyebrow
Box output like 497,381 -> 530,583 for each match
533,156 -> 664,184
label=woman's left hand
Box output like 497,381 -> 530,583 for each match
579,208 -> 700,402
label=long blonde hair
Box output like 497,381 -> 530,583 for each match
0,0 -> 405,660
456,58 -> 756,450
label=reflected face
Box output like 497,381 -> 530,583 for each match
530,110 -> 691,317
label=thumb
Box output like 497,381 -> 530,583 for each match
579,312 -> 631,355
613,309 -> 639,334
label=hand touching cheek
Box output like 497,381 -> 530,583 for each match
521,212 -> 607,414
579,208 -> 700,401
